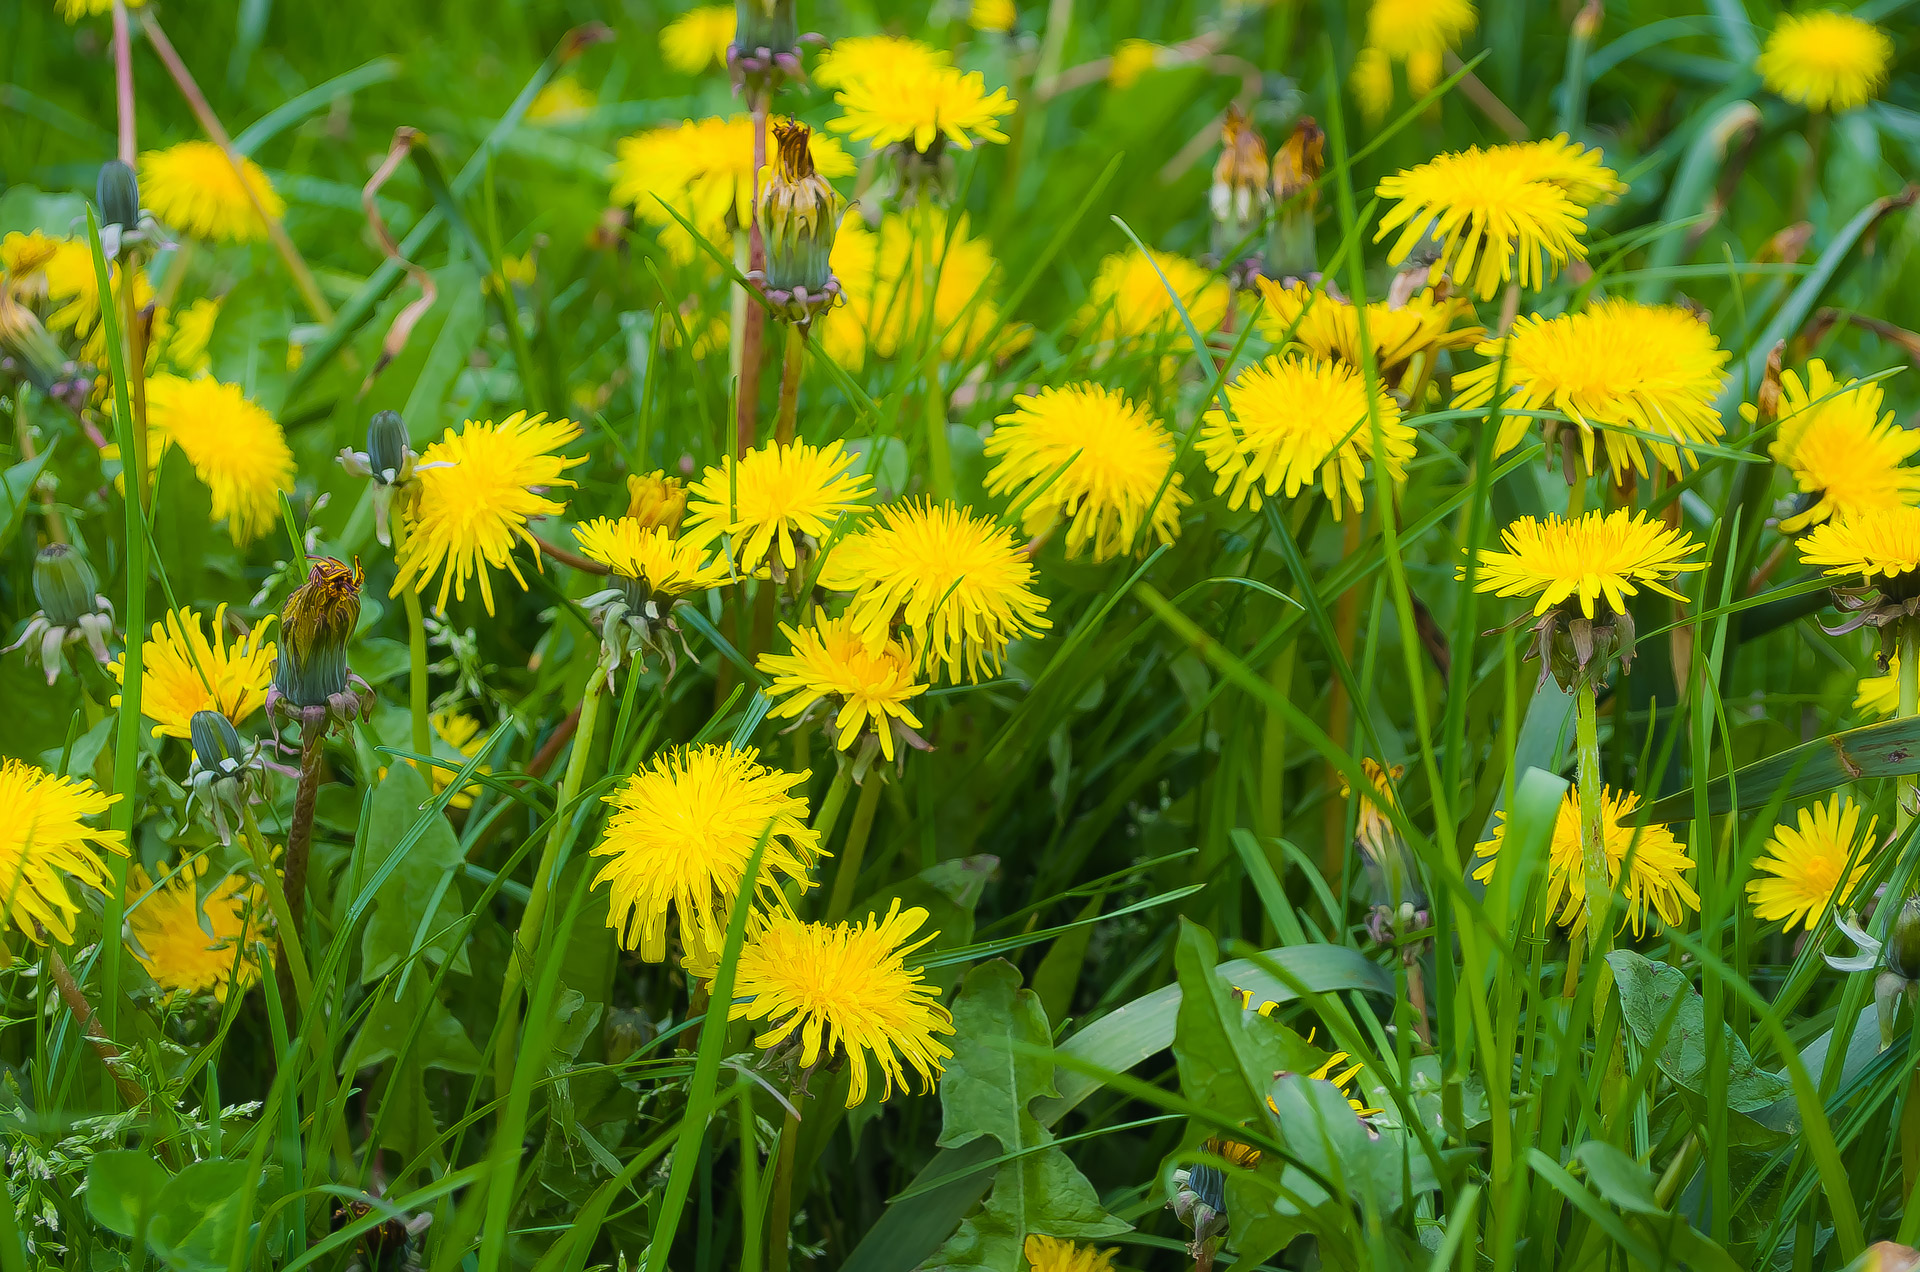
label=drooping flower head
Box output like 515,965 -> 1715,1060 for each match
1269,115 -> 1326,277
138,141 -> 284,243
111,604 -> 276,739
1073,249 -> 1231,366
1758,10 -> 1892,113
392,412 -> 585,614
1196,354 -> 1412,521
985,384 -> 1188,562
1453,299 -> 1730,483
1375,146 -> 1589,299
700,900 -> 956,1107
0,760 -> 126,946
1748,796 -> 1879,934
592,743 -> 820,961
661,5 -> 736,74
144,374 -> 297,545
1338,758 -> 1405,867
1474,784 -> 1698,938
683,438 -> 873,576
820,498 -> 1052,684
1255,279 -> 1481,380
758,610 -> 929,766
125,860 -> 271,1003
1023,1236 -> 1118,1272
1750,359 -> 1920,533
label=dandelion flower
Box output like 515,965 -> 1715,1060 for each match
139,142 -> 283,244
821,208 -> 1025,369
527,75 -> 597,123
1365,0 -> 1475,68
1375,146 -> 1589,299
830,64 -> 1015,153
57,0 -> 146,24
393,412 -> 585,614
811,35 -> 950,90
1758,10 -> 1892,113
164,297 -> 219,374
1255,279 -> 1481,375
705,900 -> 955,1107
1108,39 -> 1160,90
1453,299 -> 1730,482
1073,249 -> 1230,362
1749,359 -> 1920,532
1023,1236 -> 1118,1272
17,235 -> 151,341
625,471 -> 689,534
1474,784 -> 1698,937
1798,506 -> 1920,586
1465,510 -> 1703,618
758,610 -> 928,762
572,516 -> 732,597
661,5 -> 736,74
1351,46 -> 1395,122
985,384 -> 1188,561
820,498 -> 1052,683
1504,134 -> 1625,208
126,861 -> 270,1002
380,711 -> 492,809
1748,796 -> 1879,933
110,604 -> 276,739
591,744 -> 820,961
0,760 -> 125,946
1307,1050 -> 1384,1117
1858,653 -> 1900,719
971,0 -> 1016,31
682,438 -> 873,574
1339,758 -> 1405,865
143,374 -> 296,545
1196,354 -> 1412,521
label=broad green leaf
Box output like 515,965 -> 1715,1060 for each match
146,1159 -> 252,1270
1574,1142 -> 1663,1216
351,975 -> 483,1076
1607,951 -> 1792,1117
361,762 -> 471,982
85,1150 -> 170,1238
1639,716 -> 1920,823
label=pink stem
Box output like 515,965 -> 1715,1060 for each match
112,1 -> 136,165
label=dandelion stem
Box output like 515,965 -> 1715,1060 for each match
825,776 -> 884,924
766,1100 -> 803,1272
1901,622 -> 1918,835
43,936 -> 147,1110
242,806 -> 312,1019
390,517 -> 433,774
1322,511 -> 1364,882
280,719 -> 324,1008
111,1 -> 136,166
812,764 -> 854,850
774,322 -> 806,446
1575,680 -> 1611,963
738,93 -> 771,455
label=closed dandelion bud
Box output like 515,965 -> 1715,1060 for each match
270,557 -> 374,731
1889,897 -> 1920,983
756,121 -> 844,322
1755,340 -> 1786,430
625,471 -> 688,534
96,160 -> 141,233
731,0 -> 802,88
1270,116 -> 1323,281
190,709 -> 247,774
365,409 -> 414,484
33,544 -> 100,629
1210,105 -> 1270,283
186,709 -> 255,843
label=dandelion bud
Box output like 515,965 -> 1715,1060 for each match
270,557 -> 374,730
730,0 -> 802,89
1889,897 -> 1920,983
1755,340 -> 1786,430
96,160 -> 141,234
186,710 -> 255,843
625,471 -> 688,534
1270,116 -> 1324,281
190,709 -> 247,775
365,409 -> 413,483
33,544 -> 100,629
756,121 -> 844,323
1210,105 -> 1270,284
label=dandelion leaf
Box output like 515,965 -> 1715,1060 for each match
360,760 -> 471,982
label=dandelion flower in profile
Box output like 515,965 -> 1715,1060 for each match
705,900 -> 955,1107
1196,354 -> 1412,521
1255,279 -> 1480,377
660,5 -> 736,74
1466,511 -> 1703,618
1074,249 -> 1230,362
138,142 -> 283,244
527,75 -> 597,123
573,516 -> 732,598
143,374 -> 296,545
1758,10 -> 1892,113
1453,299 -> 1730,482
591,744 -> 820,961
1023,1236 -> 1118,1272
0,760 -> 125,946
830,64 -> 1016,154
820,499 -> 1052,684
810,34 -> 950,90
985,384 -> 1188,562
1749,359 -> 1920,532
758,610 -> 928,763
1504,134 -> 1625,208
682,438 -> 873,574
1108,39 -> 1160,90
110,604 -> 277,739
125,861 -> 270,1002
393,412 -> 585,614
970,0 -> 1016,32
1857,653 -> 1900,719
1364,0 -> 1475,72
58,0 -> 147,20
1797,506 -> 1920,588
1748,796 -> 1879,933
1474,784 -> 1698,938
1339,758 -> 1405,866
1375,146 -> 1589,299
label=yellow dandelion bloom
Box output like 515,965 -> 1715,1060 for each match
820,498 -> 1052,684
572,517 -> 732,597
971,0 -> 1016,31
0,760 -> 125,945
611,116 -> 853,263
16,235 -> 152,340
661,5 -> 736,74
528,75 -> 597,122
1464,510 -> 1703,618
682,438 -> 873,573
139,141 -> 284,244
1758,10 -> 1892,113
1748,796 -> 1880,933
1375,146 -> 1589,299
1073,249 -> 1230,362
1365,0 -> 1475,66
1797,506 -> 1920,585
758,610 -> 927,761
1023,1236 -> 1118,1272
1306,1050 -> 1384,1117
811,35 -> 951,91
1474,784 -> 1698,938
625,471 -> 689,534
393,412 -> 585,614
1858,654 -> 1900,719
707,900 -> 955,1107
820,208 -> 1027,370
1195,354 -> 1412,521
1504,134 -> 1625,208
164,297 -> 219,374
1338,758 -> 1405,865
1108,39 -> 1160,90
1453,299 -> 1731,482
985,384 -> 1188,562
1255,278 -> 1481,375
591,743 -> 820,961
1748,359 -> 1920,533
1351,46 -> 1395,122
57,0 -> 146,22
143,374 -> 295,545
830,64 -> 1016,153
110,604 -> 277,739
125,861 -> 270,1002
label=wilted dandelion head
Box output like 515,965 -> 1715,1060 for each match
985,383 -> 1188,562
1752,359 -> 1920,533
139,142 -> 284,243
660,5 -> 736,74
757,609 -> 927,762
1748,796 -> 1879,934
1375,145 -> 1589,299
111,604 -> 277,739
572,517 -> 731,599
1195,354 -> 1412,521
829,64 -> 1015,154
142,374 -> 296,546
1338,758 -> 1405,865
392,412 -> 585,614
1464,510 -> 1703,619
0,760 -> 126,946
591,744 -> 819,961
125,860 -> 270,1003
1758,10 -> 1891,113
682,438 -> 873,573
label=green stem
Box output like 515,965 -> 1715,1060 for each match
391,515 -> 433,771
773,322 -> 805,447
765,1102 -> 803,1272
278,720 -> 323,1015
737,1092 -> 765,1272
241,807 -> 312,1017
1902,623 -> 1918,837
494,677 -> 603,1093
924,367 -> 954,501
811,765 -> 854,856
1576,679 -> 1611,965
824,776 -> 883,924
1258,640 -> 1296,841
